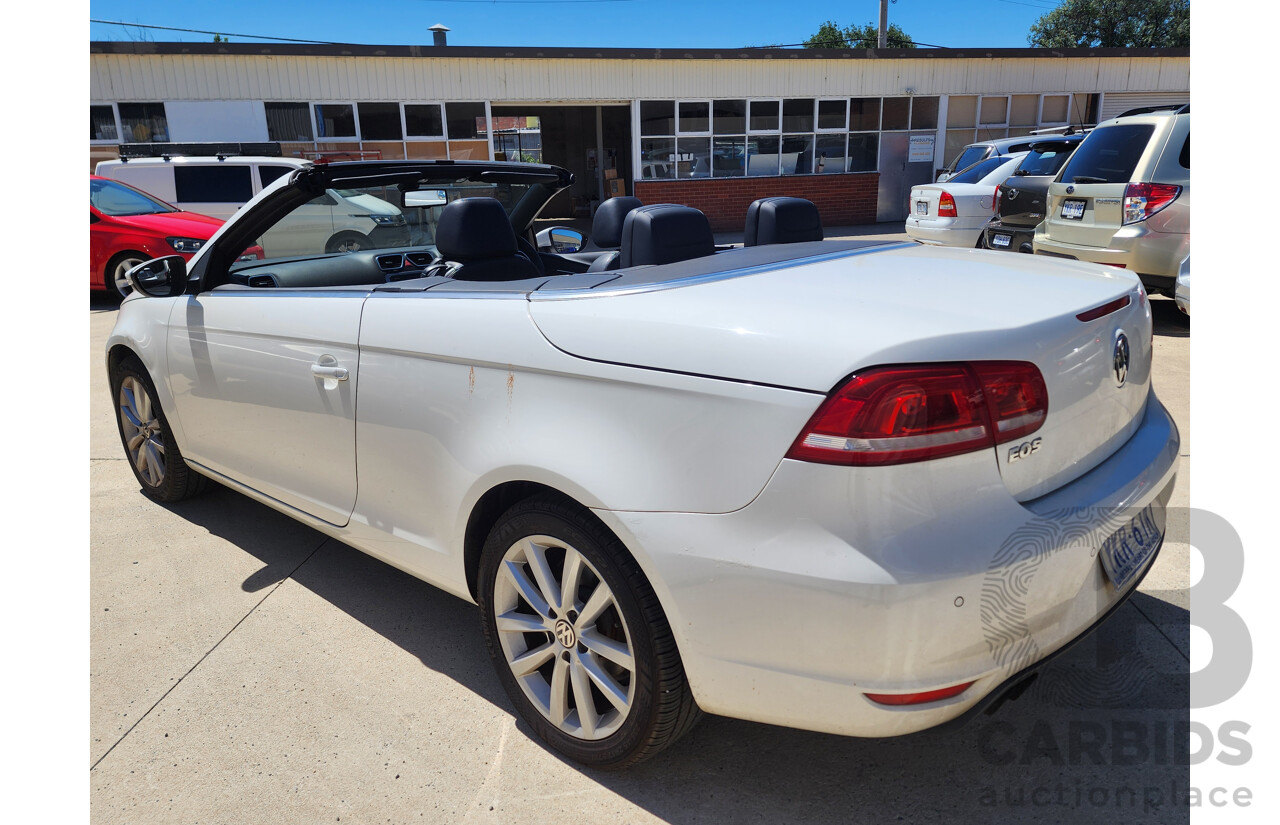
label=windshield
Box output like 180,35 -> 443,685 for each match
950,155 -> 1015,185
253,179 -> 545,261
1058,124 -> 1155,184
949,145 -> 990,174
91,177 -> 179,216
1015,142 -> 1080,177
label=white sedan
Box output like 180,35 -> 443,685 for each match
108,160 -> 1179,769
906,153 -> 1027,248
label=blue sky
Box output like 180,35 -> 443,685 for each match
89,0 -> 1063,50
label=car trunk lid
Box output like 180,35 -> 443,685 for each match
529,244 -> 1151,500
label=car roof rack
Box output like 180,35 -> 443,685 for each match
1117,103 -> 1190,118
116,141 -> 284,162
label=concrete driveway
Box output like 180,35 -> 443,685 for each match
89,254 -> 1191,824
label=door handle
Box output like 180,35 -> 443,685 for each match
311,365 -> 348,380
312,356 -> 349,381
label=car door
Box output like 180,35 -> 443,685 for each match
164,289 -> 365,526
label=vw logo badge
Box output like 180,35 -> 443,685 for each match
1066,185 -> 1075,194
1113,332 -> 1130,387
554,619 -> 577,648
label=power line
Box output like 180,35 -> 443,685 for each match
90,19 -> 335,44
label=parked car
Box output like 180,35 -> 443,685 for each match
1034,107 -> 1190,297
107,160 -> 1178,769
90,175 -> 252,299
1175,255 -> 1190,315
906,153 -> 1026,248
983,136 -> 1085,253
936,135 -> 1042,182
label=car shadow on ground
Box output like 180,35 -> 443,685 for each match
156,481 -> 1190,824
1152,296 -> 1189,338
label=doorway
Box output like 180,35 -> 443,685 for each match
490,104 -> 632,220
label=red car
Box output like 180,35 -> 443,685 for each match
90,176 -> 252,298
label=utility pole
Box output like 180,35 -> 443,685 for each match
878,0 -> 889,48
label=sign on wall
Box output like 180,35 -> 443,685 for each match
908,134 -> 936,163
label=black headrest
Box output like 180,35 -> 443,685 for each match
435,197 -> 517,261
743,197 -> 824,246
591,196 -> 643,249
619,205 -> 715,268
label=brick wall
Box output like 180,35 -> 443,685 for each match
634,173 -> 880,232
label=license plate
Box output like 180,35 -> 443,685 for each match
1099,503 -> 1166,590
991,234 -> 1011,248
1060,199 -> 1086,220
916,201 -> 929,215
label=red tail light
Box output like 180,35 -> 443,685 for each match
994,186 -> 1002,212
1122,183 -> 1181,225
866,681 -> 975,706
786,362 -> 1047,466
938,191 -> 957,217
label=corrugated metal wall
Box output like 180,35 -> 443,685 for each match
90,54 -> 1190,103
1099,91 -> 1190,121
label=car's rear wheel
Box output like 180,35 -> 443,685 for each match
477,494 -> 700,768
105,251 -> 146,299
325,231 -> 370,254
111,355 -> 208,503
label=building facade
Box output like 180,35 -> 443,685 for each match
90,42 -> 1189,229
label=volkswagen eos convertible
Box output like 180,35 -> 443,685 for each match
107,161 -> 1178,768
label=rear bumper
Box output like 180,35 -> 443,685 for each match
983,221 -> 1037,253
597,391 -> 1180,738
1032,223 -> 1189,290
905,216 -> 987,247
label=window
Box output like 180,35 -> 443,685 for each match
405,104 -> 445,137
258,165 -> 295,188
678,102 -> 710,134
640,137 -> 676,179
746,135 -> 780,176
1040,95 -> 1070,123
1179,135 -> 1189,169
979,96 -> 1008,126
781,99 -> 814,132
118,102 -> 168,142
91,105 -> 118,141
815,134 -> 847,173
910,97 -> 939,130
358,103 -> 403,140
817,100 -> 847,131
1059,124 -> 1156,184
847,133 -> 878,172
881,98 -> 910,131
315,104 -> 356,139
640,101 -> 675,136
849,98 -> 880,131
713,100 -> 746,134
677,137 -> 711,177
749,100 -> 779,132
265,103 -> 314,141
445,102 -> 487,140
174,166 -> 253,203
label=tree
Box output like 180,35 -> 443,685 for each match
803,20 -> 916,49
1028,0 -> 1189,48
213,34 -> 228,43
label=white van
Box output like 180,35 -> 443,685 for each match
95,155 -> 410,256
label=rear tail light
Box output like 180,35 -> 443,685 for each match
938,192 -> 957,217
866,681 -> 976,706
1122,183 -> 1181,225
785,362 -> 1048,466
994,186 -> 1002,212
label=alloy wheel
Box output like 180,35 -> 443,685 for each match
492,535 -> 636,740
118,375 -> 166,487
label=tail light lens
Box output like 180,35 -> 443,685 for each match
938,191 -> 957,217
1122,183 -> 1181,225
786,362 -> 1047,466
994,186 -> 1002,212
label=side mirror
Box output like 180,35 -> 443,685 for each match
536,227 -> 585,254
125,255 -> 189,298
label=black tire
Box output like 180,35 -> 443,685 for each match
104,251 -> 147,300
325,231 -> 371,254
110,355 -> 208,503
477,493 -> 700,769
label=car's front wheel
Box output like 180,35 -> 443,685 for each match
325,231 -> 370,254
105,251 -> 146,299
111,355 -> 208,503
477,494 -> 700,768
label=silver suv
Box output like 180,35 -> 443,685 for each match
1033,107 -> 1190,296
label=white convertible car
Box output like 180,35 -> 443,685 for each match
108,161 -> 1179,769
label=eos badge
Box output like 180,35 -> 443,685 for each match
1008,438 -> 1043,463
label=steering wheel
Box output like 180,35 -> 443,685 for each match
516,236 -> 546,277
